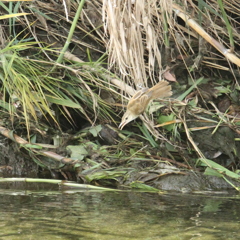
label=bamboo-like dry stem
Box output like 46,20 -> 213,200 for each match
173,4 -> 240,67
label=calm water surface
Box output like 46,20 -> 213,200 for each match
0,182 -> 240,240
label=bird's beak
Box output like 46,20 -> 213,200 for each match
119,111 -> 138,130
119,120 -> 127,130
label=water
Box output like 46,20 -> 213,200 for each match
0,182 -> 240,239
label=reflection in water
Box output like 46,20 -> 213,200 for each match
0,183 -> 239,239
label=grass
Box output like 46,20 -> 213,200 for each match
0,0 -> 240,190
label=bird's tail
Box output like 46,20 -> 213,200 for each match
148,80 -> 172,100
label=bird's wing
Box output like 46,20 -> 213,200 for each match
131,89 -> 148,100
127,94 -> 150,115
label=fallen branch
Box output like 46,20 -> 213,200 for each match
0,125 -> 75,165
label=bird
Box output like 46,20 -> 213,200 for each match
119,80 -> 172,130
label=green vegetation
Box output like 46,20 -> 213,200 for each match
0,0 -> 240,192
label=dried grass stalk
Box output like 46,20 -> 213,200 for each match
102,0 -> 172,89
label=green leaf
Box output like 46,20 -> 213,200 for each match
165,142 -> 178,152
45,96 -> 81,108
0,100 -> 11,111
130,182 -> 160,192
177,77 -> 205,101
85,170 -> 127,182
66,145 -> 88,160
30,134 -> 37,144
158,113 -> 175,131
21,144 -> 43,149
0,13 -> 30,20
138,123 -> 158,148
89,125 -> 102,137
204,167 -> 223,178
31,157 -> 47,168
199,158 -> 240,179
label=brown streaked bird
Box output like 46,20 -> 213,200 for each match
119,80 -> 172,130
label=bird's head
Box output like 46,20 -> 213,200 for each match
119,110 -> 138,130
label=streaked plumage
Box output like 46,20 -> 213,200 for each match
119,80 -> 172,129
